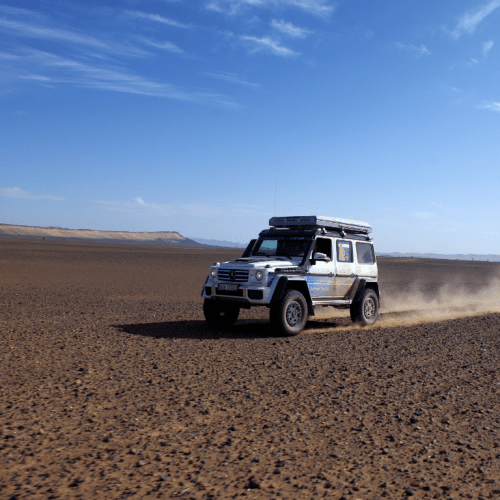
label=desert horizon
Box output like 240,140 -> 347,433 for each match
1,223 -> 499,262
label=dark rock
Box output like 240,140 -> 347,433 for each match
245,477 -> 260,490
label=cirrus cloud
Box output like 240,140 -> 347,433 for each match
0,187 -> 64,200
271,19 -> 312,38
240,35 -> 297,56
451,0 -> 500,39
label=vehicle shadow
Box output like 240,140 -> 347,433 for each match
115,317 -> 354,340
115,319 -> 280,340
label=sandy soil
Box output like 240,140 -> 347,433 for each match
1,239 -> 500,500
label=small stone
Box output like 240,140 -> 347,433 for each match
245,477 -> 260,490
75,379 -> 82,386
405,487 -> 415,496
160,475 -> 168,481
137,460 -> 146,467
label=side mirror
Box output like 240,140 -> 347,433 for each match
312,252 -> 328,262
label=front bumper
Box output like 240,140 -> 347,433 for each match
202,282 -> 274,305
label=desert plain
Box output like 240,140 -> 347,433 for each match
1,239 -> 500,500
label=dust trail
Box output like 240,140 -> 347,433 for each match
308,276 -> 500,331
381,277 -> 500,322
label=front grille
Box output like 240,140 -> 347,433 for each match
215,288 -> 244,297
218,269 -> 249,283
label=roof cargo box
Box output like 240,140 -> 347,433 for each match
269,216 -> 372,234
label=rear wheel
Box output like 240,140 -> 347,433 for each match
271,290 -> 308,336
203,300 -> 240,330
350,289 -> 379,326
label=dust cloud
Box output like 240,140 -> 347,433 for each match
308,275 -> 500,331
379,275 -> 500,327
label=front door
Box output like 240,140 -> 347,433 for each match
334,239 -> 356,297
306,238 -> 336,299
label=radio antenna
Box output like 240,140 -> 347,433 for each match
274,174 -> 277,216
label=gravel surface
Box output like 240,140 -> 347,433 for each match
1,240 -> 500,499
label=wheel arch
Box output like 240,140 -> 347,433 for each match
271,276 -> 313,313
350,279 -> 380,304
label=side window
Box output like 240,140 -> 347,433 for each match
336,240 -> 353,263
356,242 -> 375,264
312,238 -> 332,260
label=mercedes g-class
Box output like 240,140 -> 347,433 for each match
202,216 -> 379,335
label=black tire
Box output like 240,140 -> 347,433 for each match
203,300 -> 240,330
271,290 -> 308,336
350,288 -> 379,326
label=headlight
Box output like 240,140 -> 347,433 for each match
255,270 -> 264,281
210,268 -> 217,278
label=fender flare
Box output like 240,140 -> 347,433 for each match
349,278 -> 380,304
270,276 -> 313,312
270,276 -> 289,303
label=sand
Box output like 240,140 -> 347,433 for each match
1,239 -> 500,499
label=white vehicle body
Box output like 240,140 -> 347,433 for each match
202,216 -> 380,334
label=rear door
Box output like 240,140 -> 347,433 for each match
354,242 -> 377,278
334,239 -> 356,297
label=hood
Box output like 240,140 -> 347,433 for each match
220,256 -> 300,270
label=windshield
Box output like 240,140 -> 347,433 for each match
252,236 -> 311,259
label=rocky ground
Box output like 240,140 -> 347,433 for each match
1,239 -> 500,500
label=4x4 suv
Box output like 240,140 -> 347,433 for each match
202,216 -> 379,335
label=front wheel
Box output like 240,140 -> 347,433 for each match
350,289 -> 379,326
203,300 -> 240,330
271,290 -> 308,336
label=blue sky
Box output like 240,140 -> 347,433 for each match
1,0 -> 499,254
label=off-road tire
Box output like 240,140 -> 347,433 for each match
203,300 -> 240,330
271,290 -> 308,336
350,288 -> 379,326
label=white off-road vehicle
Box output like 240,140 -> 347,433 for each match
202,216 -> 379,335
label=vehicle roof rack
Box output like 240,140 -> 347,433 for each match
269,216 -> 372,234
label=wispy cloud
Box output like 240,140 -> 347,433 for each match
0,187 -> 64,201
126,11 -> 190,29
271,19 -> 312,38
204,72 -> 261,87
5,48 -> 237,106
241,35 -> 297,56
483,40 -> 494,56
478,101 -> 500,112
94,197 -> 262,218
395,42 -> 431,56
0,12 -> 148,57
136,36 -> 183,53
207,0 -> 335,17
451,0 -> 500,38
